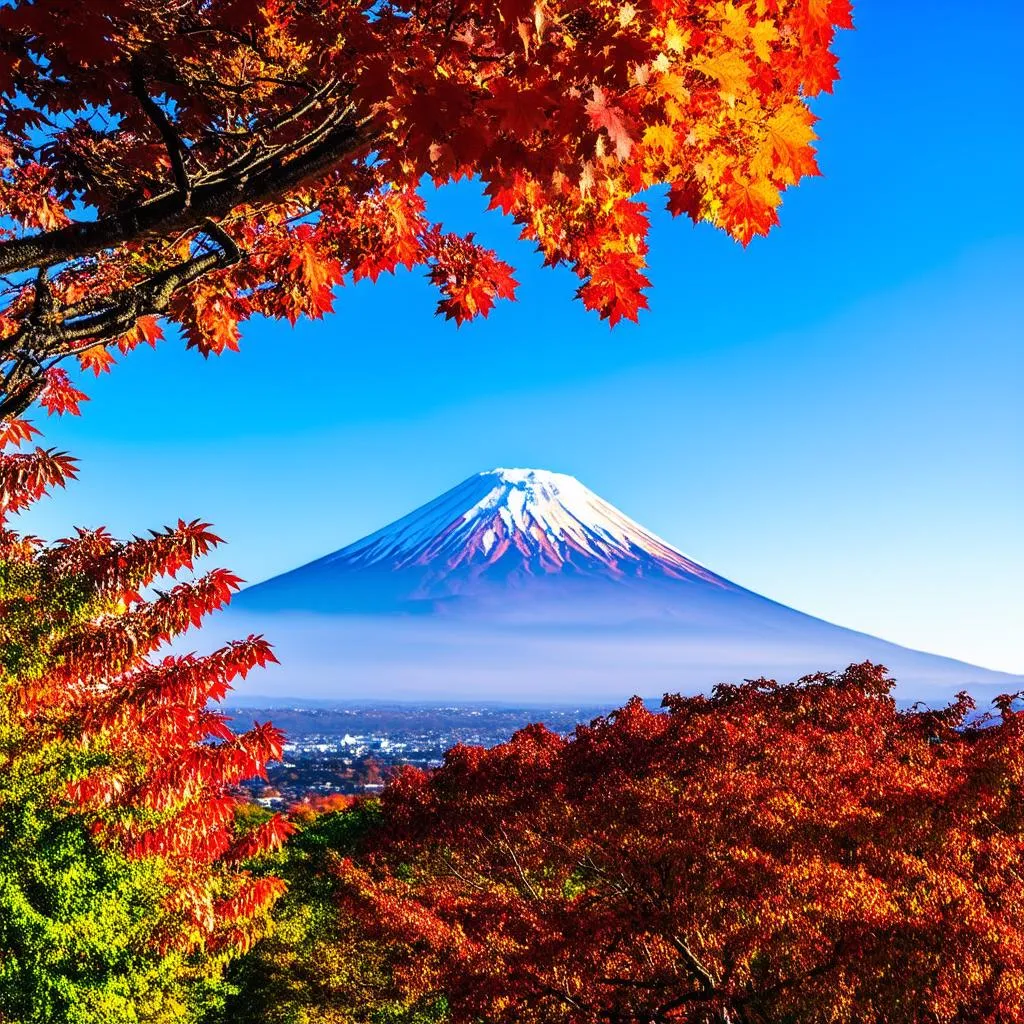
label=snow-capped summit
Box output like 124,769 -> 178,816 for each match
329,467 -> 730,585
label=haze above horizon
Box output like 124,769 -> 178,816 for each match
19,0 -> 1023,675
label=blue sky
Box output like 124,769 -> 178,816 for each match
21,0 -> 1024,674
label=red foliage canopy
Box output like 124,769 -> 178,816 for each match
338,664 -> 1024,1024
0,421 -> 293,954
0,0 -> 852,419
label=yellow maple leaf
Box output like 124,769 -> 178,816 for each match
691,50 -> 751,97
654,71 -> 690,106
763,102 -> 819,182
642,123 -> 676,155
689,120 -> 721,147
664,19 -> 688,54
749,19 -> 779,62
694,150 -> 731,186
713,1 -> 751,46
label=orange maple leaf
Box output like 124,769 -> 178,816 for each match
286,237 -> 343,323
578,252 -> 651,326
78,345 -> 116,376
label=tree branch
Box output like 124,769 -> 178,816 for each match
669,934 -> 718,994
0,113 -> 366,277
0,219 -> 243,420
130,62 -> 192,203
498,823 -> 539,900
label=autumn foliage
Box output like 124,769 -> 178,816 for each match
19,7 -> 1015,1023
216,802 -> 448,1024
0,420 -> 292,1019
0,0 -> 852,419
320,665 -> 1024,1024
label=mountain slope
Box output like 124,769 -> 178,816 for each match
238,468 -> 736,613
329,468 -> 729,582
224,469 -> 1021,703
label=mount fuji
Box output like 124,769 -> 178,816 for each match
219,468 -> 1020,703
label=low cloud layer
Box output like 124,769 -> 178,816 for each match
194,610 -> 1022,706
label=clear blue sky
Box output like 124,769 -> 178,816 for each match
21,0 -> 1023,673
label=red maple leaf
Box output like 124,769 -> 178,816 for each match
578,252 -> 651,326
586,86 -> 634,161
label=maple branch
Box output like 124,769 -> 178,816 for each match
597,976 -> 668,989
199,217 -> 241,264
192,74 -> 317,95
0,112 -> 366,277
31,266 -> 55,321
201,94 -> 324,183
0,221 -> 242,421
498,823 -> 539,900
738,941 -> 846,1010
669,935 -> 718,995
130,62 -> 193,204
178,24 -> 275,64
0,85 -> 361,424
537,986 -> 585,1013
56,247 -> 228,345
0,362 -> 44,423
441,854 -> 488,892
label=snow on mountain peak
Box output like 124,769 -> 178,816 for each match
487,467 -> 576,485
326,467 -> 732,586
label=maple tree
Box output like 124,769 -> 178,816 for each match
330,664 -> 1024,1024
0,420 -> 293,1022
0,0 -> 852,421
214,801 -> 448,1024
